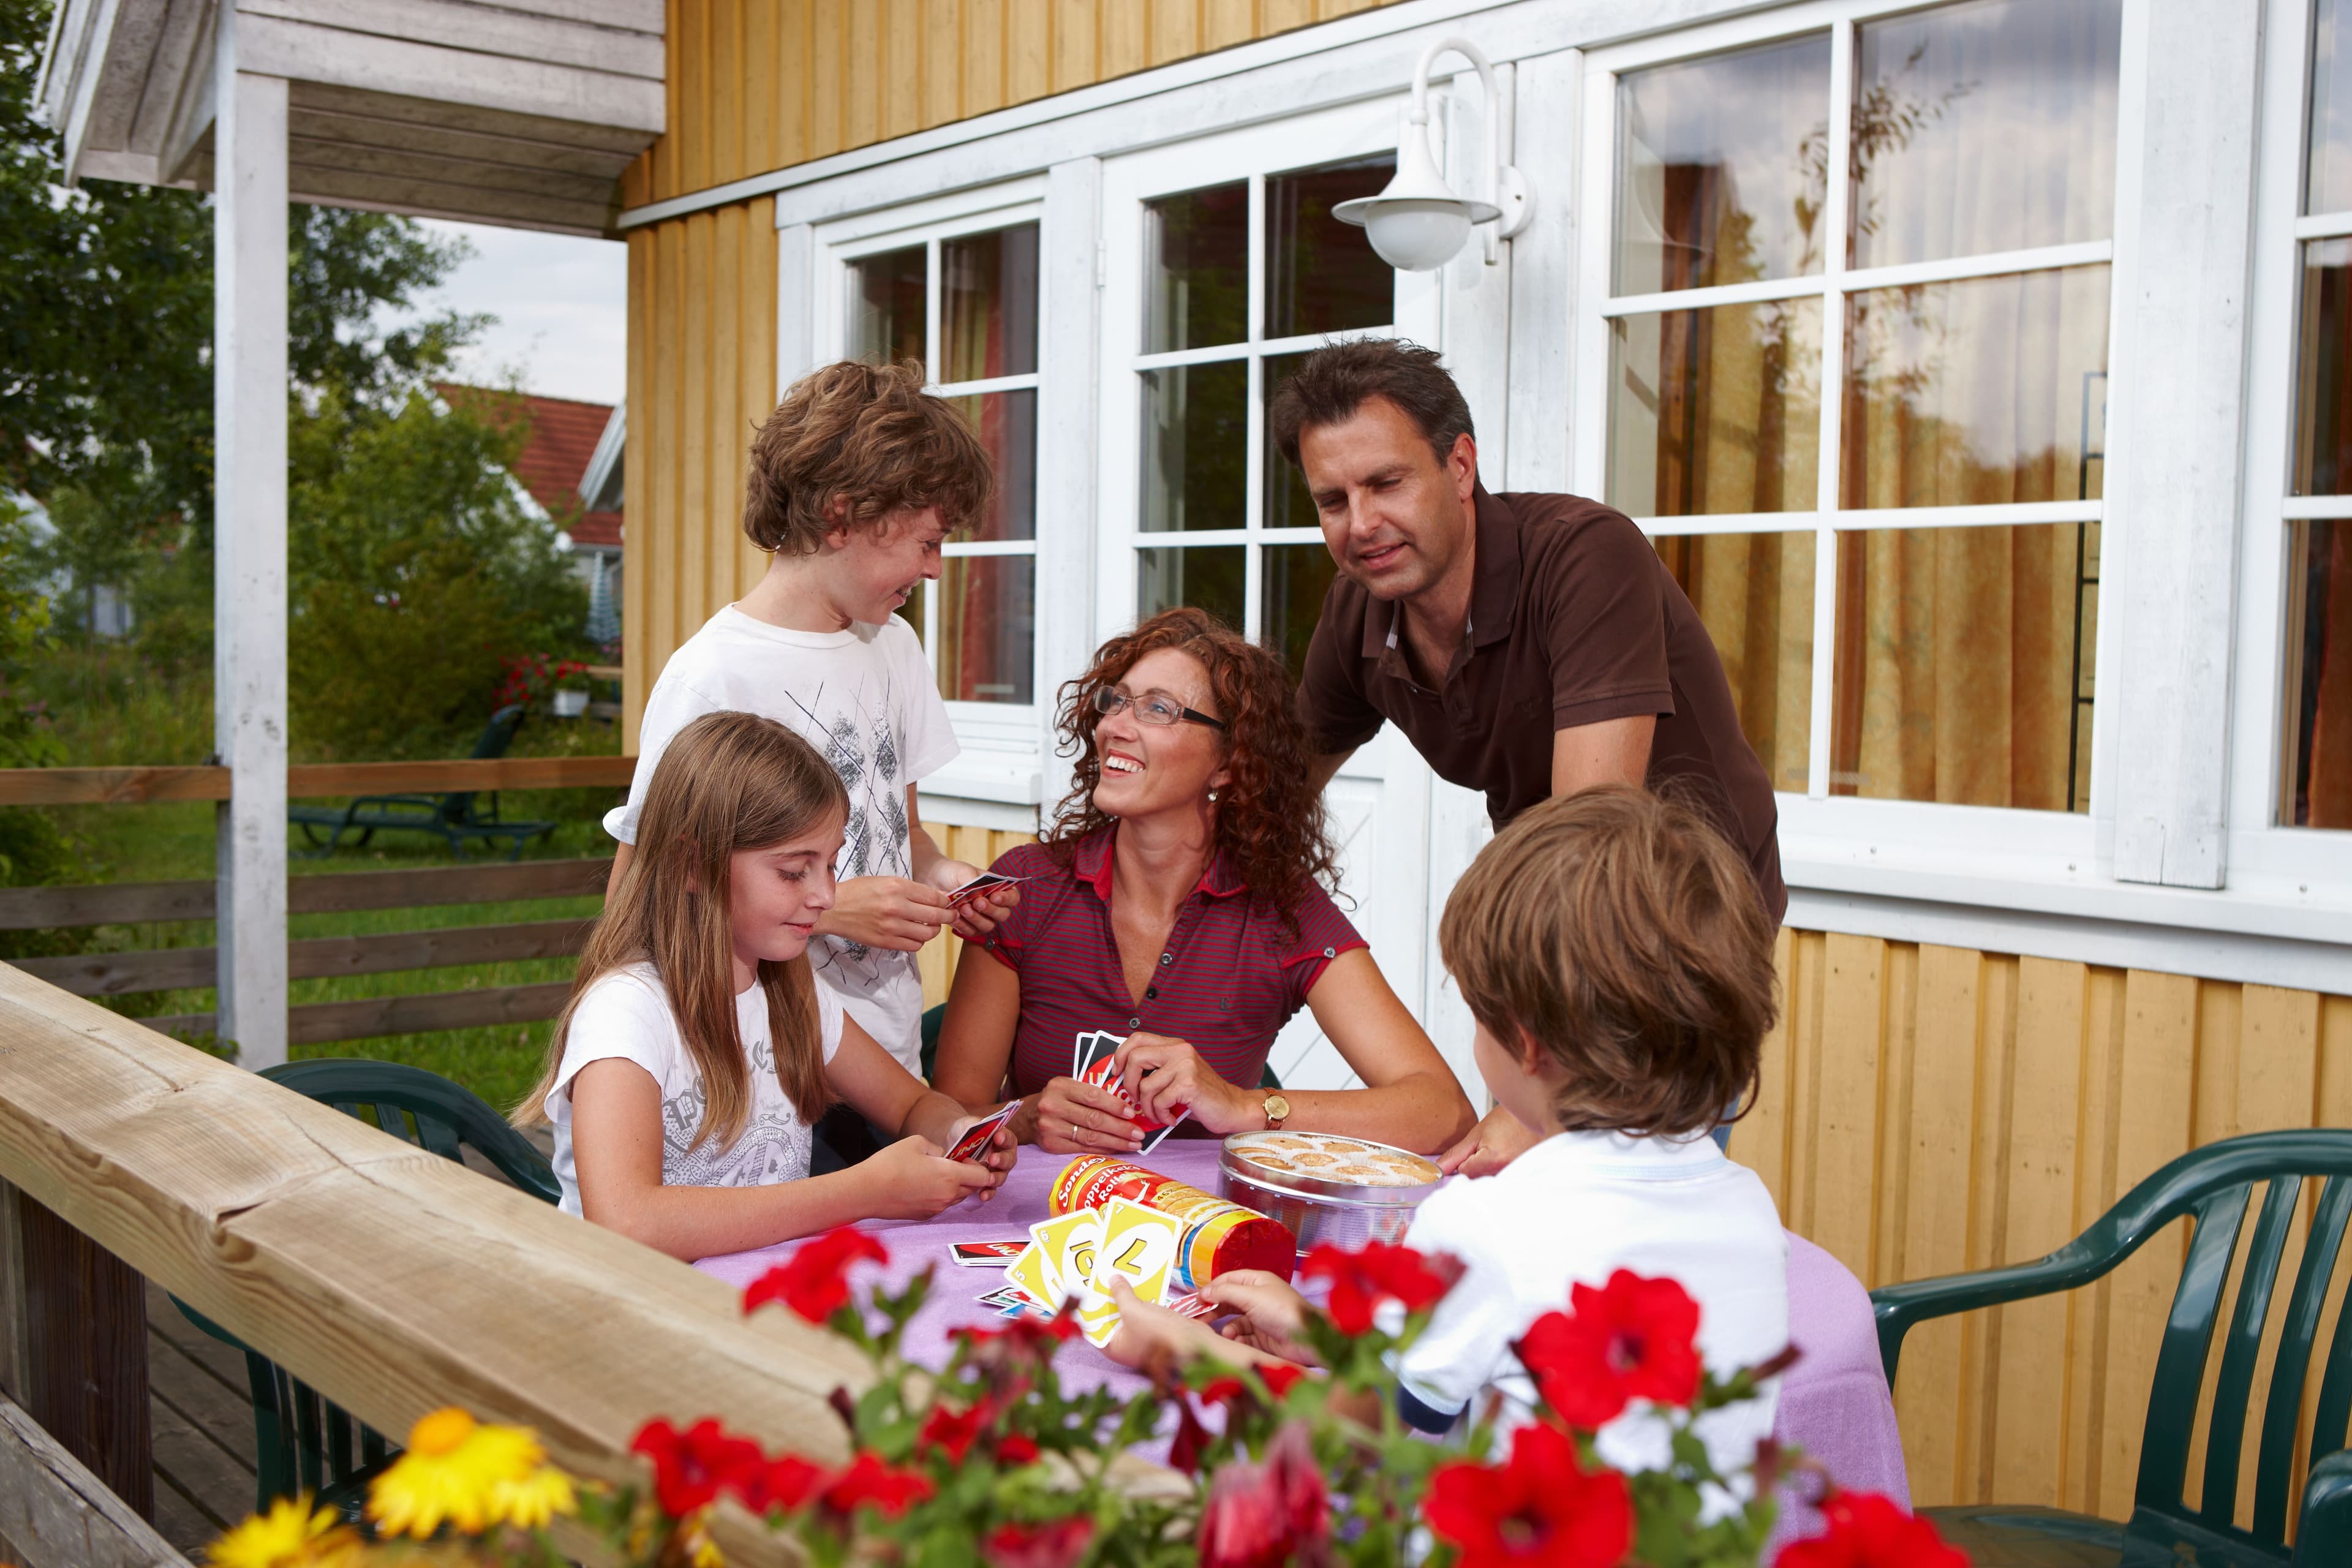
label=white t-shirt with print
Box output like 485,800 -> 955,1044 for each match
1396,1129 -> 1789,1493
545,962 -> 845,1216
605,606 -> 957,1070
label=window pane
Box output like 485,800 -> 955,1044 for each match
943,224 -> 1039,382
1655,532 -> 1816,792
944,390 -> 1036,542
1613,33 -> 1830,294
2313,0 -> 2352,216
1267,155 -> 1395,339
1263,351 -> 1319,532
1138,546 -> 1245,633
1145,182 -> 1248,352
1264,543 -> 1339,679
1850,0 -> 2120,270
2285,519 -> 2352,826
1140,361 -> 1246,532
1830,522 -> 2097,812
2296,239 -> 2352,496
1842,265 -> 2109,508
852,244 -> 925,368
938,555 -> 1034,704
1606,298 -> 1822,518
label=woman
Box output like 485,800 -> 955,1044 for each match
931,608 -> 1476,1156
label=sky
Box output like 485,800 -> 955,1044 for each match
390,219 -> 629,407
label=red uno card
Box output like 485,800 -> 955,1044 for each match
944,1102 -> 1019,1163
950,1240 -> 1031,1267
948,872 -> 1026,910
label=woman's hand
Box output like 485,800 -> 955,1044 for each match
1437,1104 -> 1545,1178
818,876 -> 952,952
1115,1033 -> 1255,1134
1204,1270 -> 1323,1366
1030,1077 -> 1145,1155
920,858 -> 1020,944
940,1111 -> 1019,1200
859,1134 -> 1000,1219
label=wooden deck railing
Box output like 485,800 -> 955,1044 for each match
0,968 -> 870,1563
0,756 -> 637,806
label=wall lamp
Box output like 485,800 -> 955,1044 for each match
1335,37 -> 1532,271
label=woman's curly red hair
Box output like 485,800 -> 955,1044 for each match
1046,608 -> 1341,931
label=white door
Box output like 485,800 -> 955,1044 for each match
1095,103 -> 1445,1093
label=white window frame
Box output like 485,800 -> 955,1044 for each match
1572,0 -> 2128,873
2229,0 -> 2352,900
813,181 -> 1050,799
1095,99 -> 1442,648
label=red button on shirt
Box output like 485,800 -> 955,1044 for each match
978,826 -> 1368,1103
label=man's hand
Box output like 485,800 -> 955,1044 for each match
1437,1104 -> 1544,1178
1115,1033 -> 1253,1133
919,858 -> 1020,943
815,876 -> 951,951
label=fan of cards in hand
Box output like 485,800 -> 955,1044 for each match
1072,1030 -> 1189,1153
961,1199 -> 1217,1345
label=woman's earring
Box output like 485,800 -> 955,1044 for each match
1207,790 -> 1219,803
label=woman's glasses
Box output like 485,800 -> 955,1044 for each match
1091,685 -> 1227,731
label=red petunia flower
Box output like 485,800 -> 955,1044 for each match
995,1433 -> 1041,1466
954,1310 -> 1084,1357
981,1516 -> 1096,1568
1775,1491 -> 1969,1568
1197,1423 -> 1329,1568
918,1400 -> 995,1464
1256,1363 -> 1306,1400
1199,1376 -> 1250,1408
1300,1241 -> 1458,1335
1169,1393 -> 1215,1476
1515,1269 -> 1703,1429
1425,1421 -> 1634,1568
820,1451 -> 936,1519
736,1452 -> 826,1514
743,1228 -> 890,1322
630,1418 -> 765,1518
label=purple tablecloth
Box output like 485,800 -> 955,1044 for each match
695,1142 -> 1909,1534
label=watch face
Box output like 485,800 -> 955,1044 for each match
1265,1095 -> 1291,1121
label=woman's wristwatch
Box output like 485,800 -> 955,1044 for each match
1260,1092 -> 1291,1131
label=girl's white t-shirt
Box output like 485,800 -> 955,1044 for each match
545,962 -> 844,1216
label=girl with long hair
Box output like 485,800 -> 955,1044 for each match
516,711 -> 1012,1259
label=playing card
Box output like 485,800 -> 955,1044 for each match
948,871 -> 1027,910
1002,1238 -> 1061,1310
944,1101 -> 1018,1163
1074,1029 -> 1117,1080
950,1240 -> 1029,1267
1163,1291 -> 1216,1321
1077,1293 -> 1124,1346
1090,1198 -> 1183,1306
976,1287 -> 1025,1310
1028,1210 -> 1105,1306
1134,1106 -> 1191,1154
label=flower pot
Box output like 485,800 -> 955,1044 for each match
551,690 -> 589,718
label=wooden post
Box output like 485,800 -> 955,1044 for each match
211,9 -> 290,1069
5,1186 -> 152,1521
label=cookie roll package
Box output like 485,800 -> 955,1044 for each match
1050,1155 -> 1296,1289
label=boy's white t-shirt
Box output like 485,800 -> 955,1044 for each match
605,607 -> 957,1071
544,962 -> 845,1216
1396,1129 -> 1789,1490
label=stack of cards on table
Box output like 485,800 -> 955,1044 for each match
973,1199 -> 1218,1345
1071,1031 -> 1188,1153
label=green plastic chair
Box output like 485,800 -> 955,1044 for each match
172,1060 -> 560,1518
1871,1129 -> 2352,1567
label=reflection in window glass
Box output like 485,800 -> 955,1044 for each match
2313,0 -> 2352,216
2285,520 -> 2352,826
1850,0 -> 2120,270
1267,156 -> 1396,339
1138,546 -> 1245,634
1262,352 -> 1319,532
851,245 -> 925,368
1831,523 -> 2095,811
2296,239 -> 2352,496
938,556 -> 1035,704
1140,361 -> 1246,532
1656,532 -> 1816,792
1613,34 -> 1829,295
1264,543 -> 1340,679
1607,298 -> 1821,518
943,224 -> 1039,382
1843,265 -> 2109,508
944,391 -> 1036,543
1145,183 -> 1248,352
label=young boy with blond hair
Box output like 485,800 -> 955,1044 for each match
1111,785 -> 1790,1480
606,361 -> 1016,1079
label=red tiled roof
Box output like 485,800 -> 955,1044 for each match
438,385 -> 622,546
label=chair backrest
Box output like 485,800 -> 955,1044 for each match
261,1058 -> 560,1206
2087,1130 -> 2352,1548
439,703 -> 529,820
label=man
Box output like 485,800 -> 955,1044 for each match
1276,339 -> 1782,1175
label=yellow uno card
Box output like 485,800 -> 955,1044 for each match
1077,1292 -> 1123,1347
1028,1209 -> 1104,1305
1001,1240 -> 1060,1310
1090,1197 -> 1183,1307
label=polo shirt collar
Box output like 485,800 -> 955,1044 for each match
1074,827 -> 1248,902
1352,485 -> 1523,661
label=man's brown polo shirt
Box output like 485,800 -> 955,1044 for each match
1298,487 -> 1786,923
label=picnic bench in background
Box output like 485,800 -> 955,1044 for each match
288,706 -> 559,861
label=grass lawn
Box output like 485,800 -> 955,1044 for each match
47,720 -> 624,1116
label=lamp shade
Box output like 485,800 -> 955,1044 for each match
1333,114 -> 1498,272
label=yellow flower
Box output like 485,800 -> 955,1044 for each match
486,1464 -> 578,1531
209,1496 -> 355,1568
367,1407 -> 544,1539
